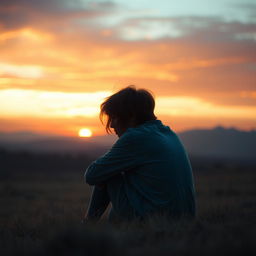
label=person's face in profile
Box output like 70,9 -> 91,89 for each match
110,117 -> 134,137
110,118 -> 126,137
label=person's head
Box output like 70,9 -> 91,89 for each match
100,85 -> 157,137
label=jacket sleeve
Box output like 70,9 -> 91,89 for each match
84,131 -> 143,185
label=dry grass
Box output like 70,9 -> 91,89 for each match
1,165 -> 256,255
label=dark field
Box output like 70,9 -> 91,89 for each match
1,159 -> 256,256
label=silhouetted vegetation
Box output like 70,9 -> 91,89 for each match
1,150 -> 256,255
1,148 -> 254,174
0,148 -> 93,174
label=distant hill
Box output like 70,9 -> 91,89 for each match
0,127 -> 255,160
0,131 -> 116,157
178,126 -> 256,160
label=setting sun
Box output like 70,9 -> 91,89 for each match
78,128 -> 92,138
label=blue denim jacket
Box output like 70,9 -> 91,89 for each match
85,120 -> 196,219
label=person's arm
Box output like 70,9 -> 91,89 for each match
82,185 -> 110,223
85,131 -> 143,185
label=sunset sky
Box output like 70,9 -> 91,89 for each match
0,0 -> 256,136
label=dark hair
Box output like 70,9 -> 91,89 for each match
100,85 -> 157,133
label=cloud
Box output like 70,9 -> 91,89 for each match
0,63 -> 44,78
0,88 -> 111,118
0,0 -> 117,30
112,15 -> 256,42
233,2 -> 256,21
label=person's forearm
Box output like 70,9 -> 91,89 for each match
83,185 -> 110,222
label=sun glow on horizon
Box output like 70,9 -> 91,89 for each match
79,128 -> 92,137
0,89 -> 111,118
1,88 -> 256,127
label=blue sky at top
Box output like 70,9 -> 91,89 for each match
74,0 -> 256,40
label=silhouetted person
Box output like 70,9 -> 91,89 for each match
83,86 -> 196,223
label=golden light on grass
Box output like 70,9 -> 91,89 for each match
79,128 -> 92,138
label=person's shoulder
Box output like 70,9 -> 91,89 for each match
113,124 -> 149,145
121,120 -> 163,141
120,126 -> 146,142
118,120 -> 173,143
109,128 -> 144,151
136,119 -> 173,136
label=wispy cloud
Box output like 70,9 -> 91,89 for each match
0,0 -> 117,30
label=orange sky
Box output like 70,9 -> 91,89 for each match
0,0 -> 256,136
